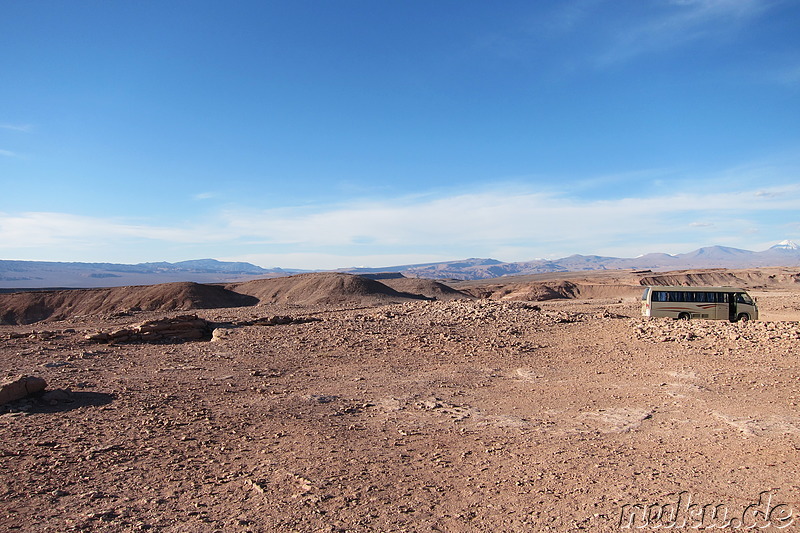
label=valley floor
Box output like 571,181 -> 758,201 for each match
2,294 -> 800,531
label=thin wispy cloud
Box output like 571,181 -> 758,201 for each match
596,0 -> 766,66
0,212 -> 225,249
0,123 -> 34,133
218,186 -> 800,257
767,63 -> 800,87
0,149 -> 19,158
2,183 -> 797,267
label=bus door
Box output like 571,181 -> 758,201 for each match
727,293 -> 736,322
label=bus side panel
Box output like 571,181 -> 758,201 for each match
651,306 -> 683,319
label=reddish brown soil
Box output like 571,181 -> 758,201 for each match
2,269 -> 800,531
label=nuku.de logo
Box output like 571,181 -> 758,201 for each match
618,490 -> 793,529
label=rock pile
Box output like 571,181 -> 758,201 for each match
85,315 -> 212,344
369,299 -> 578,328
210,315 -> 321,342
633,317 -> 800,348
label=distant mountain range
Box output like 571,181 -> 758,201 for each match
2,241 -> 799,288
0,259 -> 302,289
343,241 -> 800,280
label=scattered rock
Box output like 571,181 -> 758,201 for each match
42,361 -> 73,368
211,327 -> 234,342
306,394 -> 338,404
238,315 -> 322,327
634,317 -> 800,349
595,309 -> 625,319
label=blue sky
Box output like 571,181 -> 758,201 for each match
2,0 -> 799,269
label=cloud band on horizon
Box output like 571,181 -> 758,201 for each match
0,183 -> 797,268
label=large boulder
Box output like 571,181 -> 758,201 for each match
0,375 -> 47,405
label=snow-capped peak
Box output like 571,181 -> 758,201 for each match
770,239 -> 800,250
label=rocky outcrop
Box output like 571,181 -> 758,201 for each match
85,315 -> 212,343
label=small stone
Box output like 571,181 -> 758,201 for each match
41,389 -> 73,404
86,332 -> 110,342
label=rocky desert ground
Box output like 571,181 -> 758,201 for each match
2,268 -> 800,532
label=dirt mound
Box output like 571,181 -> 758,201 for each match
458,281 -> 563,301
378,278 -> 472,300
0,282 -> 258,325
228,272 -> 425,306
496,282 -> 568,301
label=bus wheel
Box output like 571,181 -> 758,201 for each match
736,313 -> 750,322
678,313 -> 690,321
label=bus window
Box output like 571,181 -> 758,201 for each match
641,288 -> 650,301
736,293 -> 754,305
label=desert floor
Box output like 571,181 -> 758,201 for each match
2,280 -> 800,532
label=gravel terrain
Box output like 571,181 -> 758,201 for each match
2,272 -> 800,531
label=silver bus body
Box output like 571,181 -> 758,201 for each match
641,286 -> 758,322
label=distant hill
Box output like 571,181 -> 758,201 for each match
227,272 -> 433,306
0,281 -> 258,325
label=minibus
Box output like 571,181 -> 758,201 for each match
641,286 -> 758,322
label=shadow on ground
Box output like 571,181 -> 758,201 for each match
1,391 -> 115,415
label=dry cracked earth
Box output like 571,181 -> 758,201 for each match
2,284 -> 800,532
